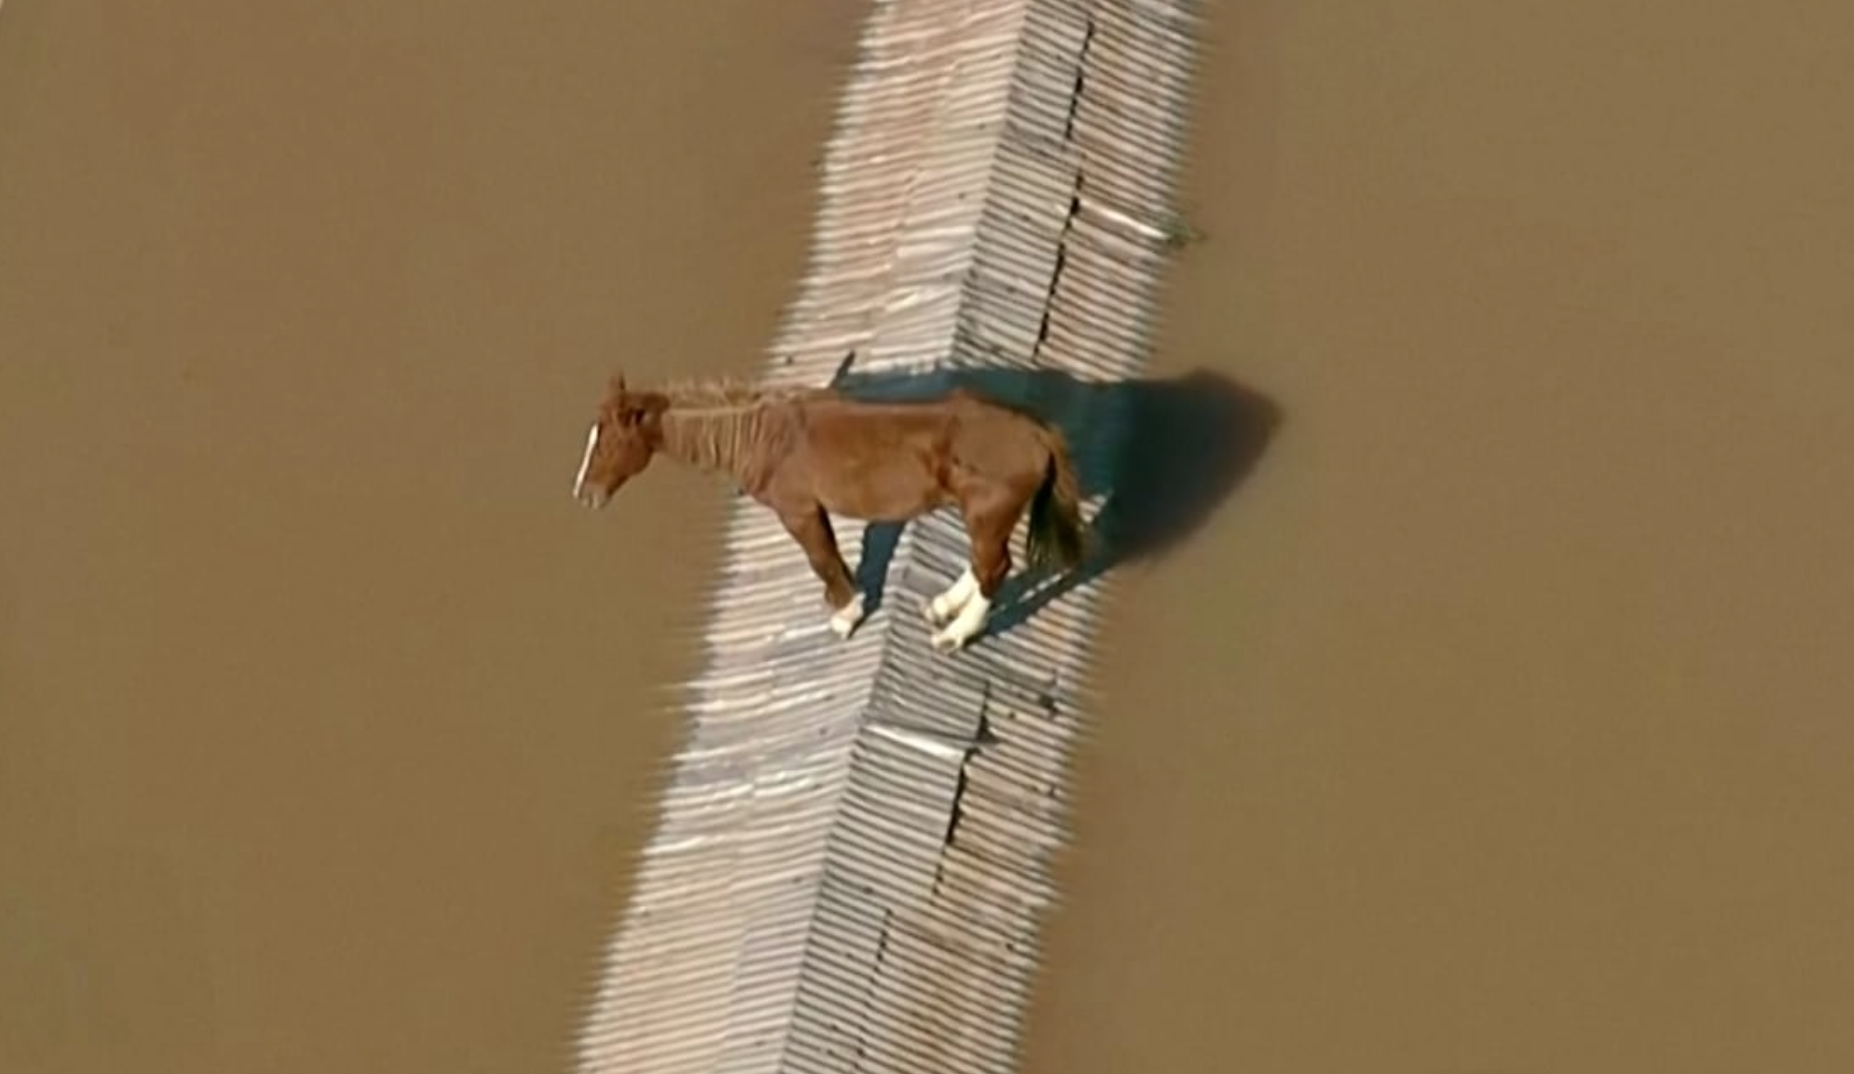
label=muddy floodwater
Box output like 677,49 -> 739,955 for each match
0,1 -> 861,1071
4,2 -> 1853,1073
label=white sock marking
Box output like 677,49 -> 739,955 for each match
927,567 -> 979,625
829,591 -> 867,639
572,423 -> 600,497
931,590 -> 992,653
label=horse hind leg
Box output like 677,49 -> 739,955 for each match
923,567 -> 979,628
930,504 -> 1016,653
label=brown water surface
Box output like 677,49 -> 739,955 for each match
5,2 -> 1854,1073
1025,3 -> 1854,1073
0,2 -> 860,1071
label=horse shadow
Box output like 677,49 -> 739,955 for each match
829,363 -> 1284,638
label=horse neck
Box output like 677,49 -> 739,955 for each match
657,397 -> 774,484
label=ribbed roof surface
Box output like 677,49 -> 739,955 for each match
573,1 -> 1199,1071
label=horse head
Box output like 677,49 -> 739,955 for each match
572,373 -> 666,508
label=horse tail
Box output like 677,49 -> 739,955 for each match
1026,423 -> 1087,574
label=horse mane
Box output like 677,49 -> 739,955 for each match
652,375 -> 822,411
645,374 -> 823,482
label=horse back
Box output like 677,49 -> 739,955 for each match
835,388 -> 1050,479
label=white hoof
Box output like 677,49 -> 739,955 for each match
925,567 -> 978,628
828,592 -> 867,639
928,591 -> 991,653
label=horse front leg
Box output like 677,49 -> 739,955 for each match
778,504 -> 866,640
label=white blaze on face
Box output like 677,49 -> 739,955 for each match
572,423 -> 600,497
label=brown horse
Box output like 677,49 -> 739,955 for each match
571,373 -> 1086,651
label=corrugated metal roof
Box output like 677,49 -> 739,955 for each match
573,1 -> 1198,1070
